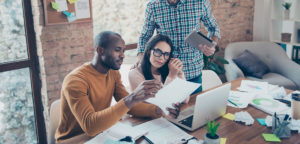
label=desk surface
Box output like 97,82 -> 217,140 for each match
58,78 -> 299,144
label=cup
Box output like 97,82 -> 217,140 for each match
291,93 -> 300,120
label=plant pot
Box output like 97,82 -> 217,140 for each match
281,33 -> 291,42
204,133 -> 220,144
284,10 -> 290,20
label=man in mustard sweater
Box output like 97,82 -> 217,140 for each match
55,31 -> 180,142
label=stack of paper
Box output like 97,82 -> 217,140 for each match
234,111 -> 254,125
134,118 -> 193,144
146,78 -> 200,115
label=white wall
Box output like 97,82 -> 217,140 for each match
253,0 -> 270,41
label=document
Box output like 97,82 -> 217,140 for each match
85,122 -> 147,144
227,91 -> 255,108
238,80 -> 269,94
146,78 -> 200,115
75,0 -> 90,19
250,95 -> 290,115
134,118 -> 193,144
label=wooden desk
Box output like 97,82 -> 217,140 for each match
58,78 -> 299,144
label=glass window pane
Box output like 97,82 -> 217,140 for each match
0,1 -> 29,64
0,68 -> 37,144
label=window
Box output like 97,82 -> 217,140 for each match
0,1 -> 46,143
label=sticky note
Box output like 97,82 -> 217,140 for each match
256,118 -> 266,126
223,113 -> 235,121
63,11 -> 71,17
220,138 -> 227,144
262,133 -> 281,142
67,13 -> 77,23
68,0 -> 78,4
51,2 -> 59,11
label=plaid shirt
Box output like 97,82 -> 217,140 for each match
138,0 -> 220,80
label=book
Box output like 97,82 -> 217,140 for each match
85,122 -> 147,144
134,118 -> 194,144
184,30 -> 214,49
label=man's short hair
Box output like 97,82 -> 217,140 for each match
94,31 -> 121,50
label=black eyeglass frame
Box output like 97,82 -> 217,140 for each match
152,48 -> 171,60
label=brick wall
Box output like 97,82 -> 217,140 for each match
40,24 -> 94,105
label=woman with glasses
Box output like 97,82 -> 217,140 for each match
128,34 -> 187,103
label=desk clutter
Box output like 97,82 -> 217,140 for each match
226,80 -> 300,143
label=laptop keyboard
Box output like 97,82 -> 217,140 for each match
179,115 -> 193,128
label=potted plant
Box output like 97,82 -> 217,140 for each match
282,2 -> 292,19
203,45 -> 229,75
204,120 -> 220,144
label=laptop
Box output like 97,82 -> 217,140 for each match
168,83 -> 231,131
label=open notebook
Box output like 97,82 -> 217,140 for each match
134,118 -> 193,144
85,122 -> 147,144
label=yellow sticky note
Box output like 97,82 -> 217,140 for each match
222,113 -> 235,121
68,0 -> 78,4
262,133 -> 281,142
220,138 -> 227,144
51,2 -> 59,10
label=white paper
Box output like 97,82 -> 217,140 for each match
234,111 -> 254,125
227,91 -> 255,108
146,78 -> 200,115
55,0 -> 68,11
250,95 -> 290,115
238,80 -> 269,94
134,118 -> 193,144
75,0 -> 90,19
85,122 -> 147,144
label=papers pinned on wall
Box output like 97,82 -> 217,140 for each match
55,0 -> 68,11
75,0 -> 91,19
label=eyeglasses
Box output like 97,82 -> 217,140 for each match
152,48 -> 170,60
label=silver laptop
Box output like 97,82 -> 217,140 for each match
168,83 -> 231,131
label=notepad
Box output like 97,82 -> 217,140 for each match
222,113 -> 235,121
262,133 -> 281,142
256,118 -> 266,126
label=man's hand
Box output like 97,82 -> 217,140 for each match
155,102 -> 182,119
130,52 -> 144,70
198,44 -> 216,56
124,79 -> 162,109
168,58 -> 183,78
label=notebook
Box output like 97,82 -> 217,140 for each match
85,122 -> 147,144
184,30 -> 214,49
134,118 -> 193,144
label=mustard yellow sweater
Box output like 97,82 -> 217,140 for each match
55,63 -> 158,141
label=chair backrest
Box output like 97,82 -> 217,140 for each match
202,70 -> 222,91
48,99 -> 61,144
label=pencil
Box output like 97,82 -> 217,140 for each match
228,99 -> 238,107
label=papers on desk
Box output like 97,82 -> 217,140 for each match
134,117 -> 193,144
227,91 -> 255,108
146,78 -> 200,115
250,95 -> 290,115
85,122 -> 147,144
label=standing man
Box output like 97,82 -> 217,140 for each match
55,31 -> 179,142
138,0 -> 221,93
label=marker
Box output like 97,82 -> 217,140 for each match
228,99 -> 238,107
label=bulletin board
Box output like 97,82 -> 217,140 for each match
43,0 -> 93,25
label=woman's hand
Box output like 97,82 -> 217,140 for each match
168,58 -> 183,78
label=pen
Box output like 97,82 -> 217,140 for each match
228,99 -> 238,107
143,136 -> 153,144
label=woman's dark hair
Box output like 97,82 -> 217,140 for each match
141,34 -> 174,83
